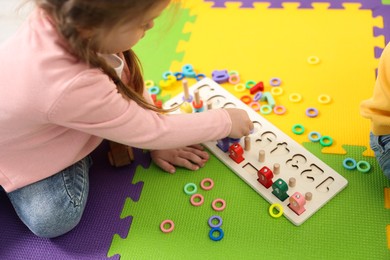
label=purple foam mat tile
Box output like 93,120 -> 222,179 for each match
375,46 -> 384,59
204,0 -> 229,7
372,8 -> 390,44
205,0 -> 384,9
0,141 -> 150,260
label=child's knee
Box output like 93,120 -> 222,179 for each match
27,207 -> 83,238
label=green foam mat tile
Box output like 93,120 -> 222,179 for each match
134,3 -> 196,83
108,143 -> 389,259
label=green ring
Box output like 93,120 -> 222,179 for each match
320,136 -> 333,147
356,161 -> 371,173
229,70 -> 239,76
260,105 -> 273,115
184,183 -> 197,195
292,124 -> 305,135
245,80 -> 256,89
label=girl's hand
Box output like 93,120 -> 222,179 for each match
225,108 -> 254,138
150,145 -> 209,174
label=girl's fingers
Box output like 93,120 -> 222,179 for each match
182,146 -> 209,161
153,158 -> 176,174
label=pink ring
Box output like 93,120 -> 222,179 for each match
212,199 -> 226,211
190,194 -> 204,206
201,178 -> 214,190
160,220 -> 174,233
273,105 -> 286,115
249,102 -> 261,112
229,74 -> 240,85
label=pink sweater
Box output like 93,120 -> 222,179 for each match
0,9 -> 232,192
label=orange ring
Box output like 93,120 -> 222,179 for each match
240,95 -> 252,104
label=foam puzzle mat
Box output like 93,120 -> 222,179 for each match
1,0 -> 390,259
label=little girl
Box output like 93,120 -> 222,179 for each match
0,0 -> 253,238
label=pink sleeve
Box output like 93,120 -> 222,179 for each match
49,70 -> 232,150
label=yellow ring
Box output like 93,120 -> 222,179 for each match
270,87 -> 283,96
307,56 -> 320,65
318,94 -> 331,104
144,80 -> 155,88
289,93 -> 302,103
269,203 -> 283,218
234,83 -> 246,93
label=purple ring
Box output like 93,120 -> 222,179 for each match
253,92 -> 263,102
208,215 -> 223,228
306,107 -> 318,118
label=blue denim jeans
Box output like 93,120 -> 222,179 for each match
370,132 -> 390,180
6,156 -> 92,238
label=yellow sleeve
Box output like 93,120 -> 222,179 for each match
360,42 -> 390,135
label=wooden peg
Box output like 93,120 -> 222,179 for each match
207,100 -> 213,110
289,177 -> 296,187
183,79 -> 190,101
273,163 -> 280,175
305,192 -> 313,201
192,89 -> 204,112
258,150 -> 265,162
244,136 -> 251,151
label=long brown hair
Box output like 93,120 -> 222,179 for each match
35,0 -> 172,112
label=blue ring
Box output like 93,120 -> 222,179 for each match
308,131 -> 321,142
147,86 -> 161,95
209,227 -> 224,241
343,158 -> 357,170
208,215 -> 223,228
174,72 -> 184,80
162,71 -> 173,80
195,73 -> 206,81
229,138 -> 240,143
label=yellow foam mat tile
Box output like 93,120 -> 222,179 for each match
164,0 -> 385,156
387,225 -> 390,250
